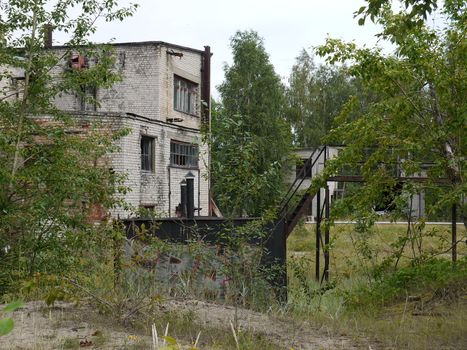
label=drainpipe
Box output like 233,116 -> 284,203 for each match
197,168 -> 201,216
201,46 -> 211,126
201,46 -> 212,215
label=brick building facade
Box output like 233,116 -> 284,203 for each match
51,41 -> 212,218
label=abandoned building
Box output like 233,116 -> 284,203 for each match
59,42 -> 212,218
2,41 -> 213,219
290,147 -> 426,220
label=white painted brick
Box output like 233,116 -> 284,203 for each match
48,42 -> 211,218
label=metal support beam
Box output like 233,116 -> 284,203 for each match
324,186 -> 330,282
315,188 -> 321,281
452,203 -> 457,263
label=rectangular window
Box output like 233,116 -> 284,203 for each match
80,85 -> 97,111
170,140 -> 198,168
296,159 -> 312,178
173,75 -> 198,115
141,136 -> 155,172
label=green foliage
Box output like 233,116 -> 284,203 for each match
348,257 -> 467,309
315,0 -> 466,227
210,108 -> 284,217
356,0 -> 439,26
213,30 -> 292,217
0,0 -> 136,295
286,50 -> 364,147
0,300 -> 23,336
0,318 -> 14,337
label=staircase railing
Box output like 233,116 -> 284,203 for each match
278,146 -> 325,218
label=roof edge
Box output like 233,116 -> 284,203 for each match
50,41 -> 207,55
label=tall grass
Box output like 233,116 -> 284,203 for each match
286,223 -> 467,349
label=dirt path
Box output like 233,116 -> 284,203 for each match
0,301 -> 152,349
0,300 -> 372,349
164,299 -> 371,350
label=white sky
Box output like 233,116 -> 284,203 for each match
53,0 -> 389,97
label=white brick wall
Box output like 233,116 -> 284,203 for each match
0,42 -> 210,219
110,116 -> 209,218
52,43 -> 205,126
48,42 -> 210,218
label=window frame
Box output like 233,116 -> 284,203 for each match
141,136 -> 155,173
173,75 -> 198,116
170,140 -> 198,169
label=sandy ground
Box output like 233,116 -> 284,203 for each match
165,299 -> 371,350
0,300 -> 372,349
0,301 -> 152,350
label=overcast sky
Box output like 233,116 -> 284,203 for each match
55,0 -> 389,97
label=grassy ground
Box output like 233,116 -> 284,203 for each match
287,222 -> 467,349
3,222 -> 465,349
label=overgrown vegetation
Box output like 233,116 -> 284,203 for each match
211,30 -> 292,217
0,0 -> 137,295
5,219 -> 282,349
282,2 -> 467,346
1,0 -> 465,349
316,0 -> 466,227
287,223 -> 467,349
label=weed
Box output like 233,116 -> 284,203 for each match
61,337 -> 80,349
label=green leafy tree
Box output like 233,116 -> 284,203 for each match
316,0 -> 466,227
210,102 -> 283,217
286,50 -> 363,147
0,0 -> 137,294
214,30 -> 292,217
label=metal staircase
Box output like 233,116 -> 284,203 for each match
277,147 -> 326,237
276,145 -> 333,283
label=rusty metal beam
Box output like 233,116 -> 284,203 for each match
452,203 -> 457,263
324,186 -> 330,282
327,175 -> 449,183
315,189 -> 321,282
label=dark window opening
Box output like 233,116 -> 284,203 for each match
296,159 -> 312,178
173,75 -> 198,115
170,140 -> 198,168
141,136 -> 155,172
374,181 -> 403,212
70,54 -> 88,70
